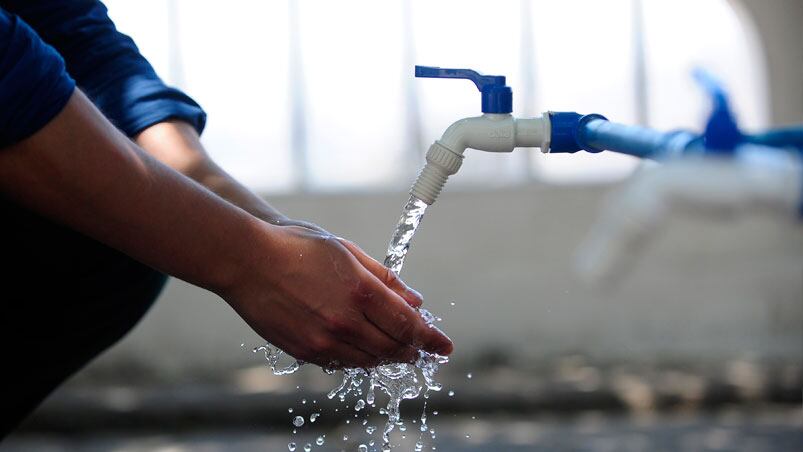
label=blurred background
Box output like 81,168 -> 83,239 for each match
4,0 -> 801,451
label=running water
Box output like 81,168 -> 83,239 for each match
257,195 -> 448,451
383,196 -> 428,274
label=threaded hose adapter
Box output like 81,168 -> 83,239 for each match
410,141 -> 464,204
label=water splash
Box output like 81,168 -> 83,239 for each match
256,195 -> 448,451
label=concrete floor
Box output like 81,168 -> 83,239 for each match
3,407 -> 800,452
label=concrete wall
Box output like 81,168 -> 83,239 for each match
76,1 -> 803,381
735,0 -> 803,126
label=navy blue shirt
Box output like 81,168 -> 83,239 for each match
0,0 -> 205,148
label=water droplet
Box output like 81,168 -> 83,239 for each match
358,445 -> 368,452
343,434 -> 349,441
354,399 -> 366,411
366,425 -> 376,435
432,411 -> 438,416
301,398 -> 307,405
316,436 -> 325,446
310,413 -> 319,423
303,443 -> 311,452
414,441 -> 424,451
287,442 -> 296,451
399,424 -> 407,432
465,434 -> 471,439
448,390 -> 454,397
450,302 -> 455,306
288,408 -> 294,413
292,416 -> 304,427
466,373 -> 472,379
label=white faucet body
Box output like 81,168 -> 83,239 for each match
574,145 -> 803,286
411,113 -> 551,204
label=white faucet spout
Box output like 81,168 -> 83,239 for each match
409,113 -> 551,205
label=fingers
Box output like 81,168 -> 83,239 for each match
317,305 -> 419,365
279,219 -> 329,234
287,331 -> 380,369
324,340 -> 381,369
339,238 -> 423,308
356,281 -> 453,356
345,318 -> 420,365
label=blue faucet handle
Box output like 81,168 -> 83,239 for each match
415,65 -> 513,114
414,66 -> 505,91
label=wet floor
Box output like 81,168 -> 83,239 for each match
3,407 -> 800,452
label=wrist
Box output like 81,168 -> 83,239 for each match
211,216 -> 280,300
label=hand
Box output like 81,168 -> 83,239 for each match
221,222 -> 453,369
269,217 -> 426,309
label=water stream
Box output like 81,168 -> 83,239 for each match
257,195 -> 448,451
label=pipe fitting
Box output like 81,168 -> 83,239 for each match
410,142 -> 464,205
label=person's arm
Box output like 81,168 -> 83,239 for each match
133,120 -> 291,225
0,7 -> 451,366
8,0 -> 412,291
0,90 -> 453,367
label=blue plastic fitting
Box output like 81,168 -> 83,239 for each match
415,65 -> 513,114
548,112 -> 608,153
693,68 -> 742,154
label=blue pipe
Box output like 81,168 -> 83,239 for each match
580,118 -> 700,158
744,127 -> 803,150
549,112 -> 803,158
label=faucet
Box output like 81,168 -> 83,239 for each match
409,65 -> 803,286
409,66 -> 550,205
572,69 -> 803,286
408,64 -> 698,204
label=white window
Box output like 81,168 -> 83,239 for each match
104,0 -> 768,193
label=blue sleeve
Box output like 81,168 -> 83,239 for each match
0,8 -> 75,148
3,0 -> 206,137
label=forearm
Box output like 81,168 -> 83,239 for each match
0,91 -> 264,294
135,120 -> 288,224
